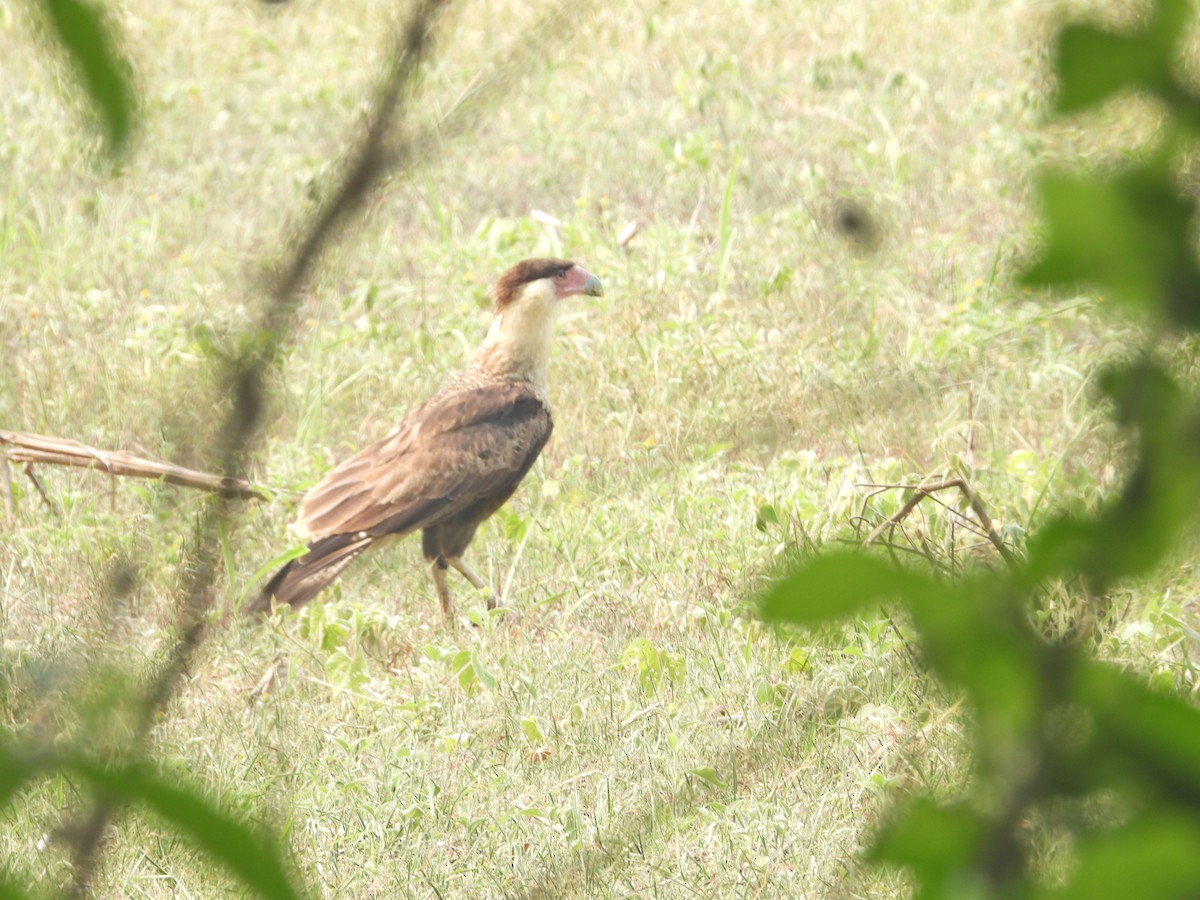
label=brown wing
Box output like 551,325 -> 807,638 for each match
301,381 -> 553,540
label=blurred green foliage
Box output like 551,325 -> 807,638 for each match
0,741 -> 301,899
762,1 -> 1200,895
5,2 -> 293,896
39,0 -> 135,155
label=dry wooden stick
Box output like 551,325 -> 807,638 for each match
0,454 -> 13,527
862,478 -> 1017,568
0,429 -> 265,501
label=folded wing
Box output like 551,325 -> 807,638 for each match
301,381 -> 554,542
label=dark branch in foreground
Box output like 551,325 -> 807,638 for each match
39,0 -> 598,893
62,1 -> 452,894
58,0 -> 601,892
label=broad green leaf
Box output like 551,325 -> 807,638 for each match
494,506 -> 528,542
1073,662 -> 1200,798
783,646 -> 809,675
1021,163 -> 1200,328
470,654 -> 497,692
1055,0 -> 1188,113
452,650 -> 478,693
621,637 -> 663,695
872,798 -> 984,884
68,762 -> 300,899
324,647 -> 368,690
1043,811 -> 1200,899
0,878 -> 34,900
1024,516 -> 1094,582
760,553 -> 940,625
520,716 -> 545,744
0,744 -> 43,807
1026,498 -> 1183,592
755,502 -> 780,532
1027,416 -> 1200,592
686,766 -> 727,789
1096,359 -> 1182,430
41,0 -> 136,154
448,650 -> 495,695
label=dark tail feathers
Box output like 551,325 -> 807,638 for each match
247,533 -> 371,615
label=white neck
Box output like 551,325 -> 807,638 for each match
472,279 -> 560,390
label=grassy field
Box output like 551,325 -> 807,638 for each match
2,0 -> 1196,896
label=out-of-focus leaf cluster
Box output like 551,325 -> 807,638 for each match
0,741 -> 301,899
763,1 -> 1200,895
38,0 -> 136,156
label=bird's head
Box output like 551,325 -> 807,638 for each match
491,258 -> 604,312
480,258 -> 603,384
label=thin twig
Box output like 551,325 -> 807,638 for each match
265,1 -> 450,319
23,464 -> 54,515
862,478 -> 1017,568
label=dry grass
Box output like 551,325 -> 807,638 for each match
2,0 -> 1197,896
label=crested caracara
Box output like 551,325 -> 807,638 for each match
250,258 -> 603,617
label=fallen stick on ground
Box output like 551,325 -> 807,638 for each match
0,429 -> 265,502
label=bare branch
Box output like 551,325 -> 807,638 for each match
0,454 -> 13,527
23,464 -> 55,515
862,478 -> 1017,568
0,430 -> 265,503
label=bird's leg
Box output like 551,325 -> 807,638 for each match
447,556 -> 499,610
431,558 -> 454,617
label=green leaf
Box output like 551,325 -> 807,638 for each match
621,637 -> 663,695
872,798 -> 984,885
0,744 -> 43,807
1055,0 -> 1188,113
41,0 -> 136,154
1048,811 -> 1200,899
324,647 -> 367,690
686,766 -> 727,789
1056,27 -> 1159,113
759,553 -> 939,625
470,654 -> 497,692
67,762 -> 300,899
1023,515 -> 1094,582
755,501 -> 781,532
452,649 -> 478,694
1020,162 -> 1200,327
1026,365 -> 1200,589
782,646 -> 809,675
1074,662 -> 1200,799
520,716 -> 545,744
0,877 -> 34,900
449,650 -> 495,695
494,506 -> 528,542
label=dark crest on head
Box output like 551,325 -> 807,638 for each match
492,258 -> 574,309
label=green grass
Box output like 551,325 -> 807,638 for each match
2,0 -> 1197,895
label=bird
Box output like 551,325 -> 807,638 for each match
249,257 -> 603,618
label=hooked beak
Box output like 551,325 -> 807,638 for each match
582,273 -> 604,297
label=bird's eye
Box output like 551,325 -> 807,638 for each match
555,269 -> 567,280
